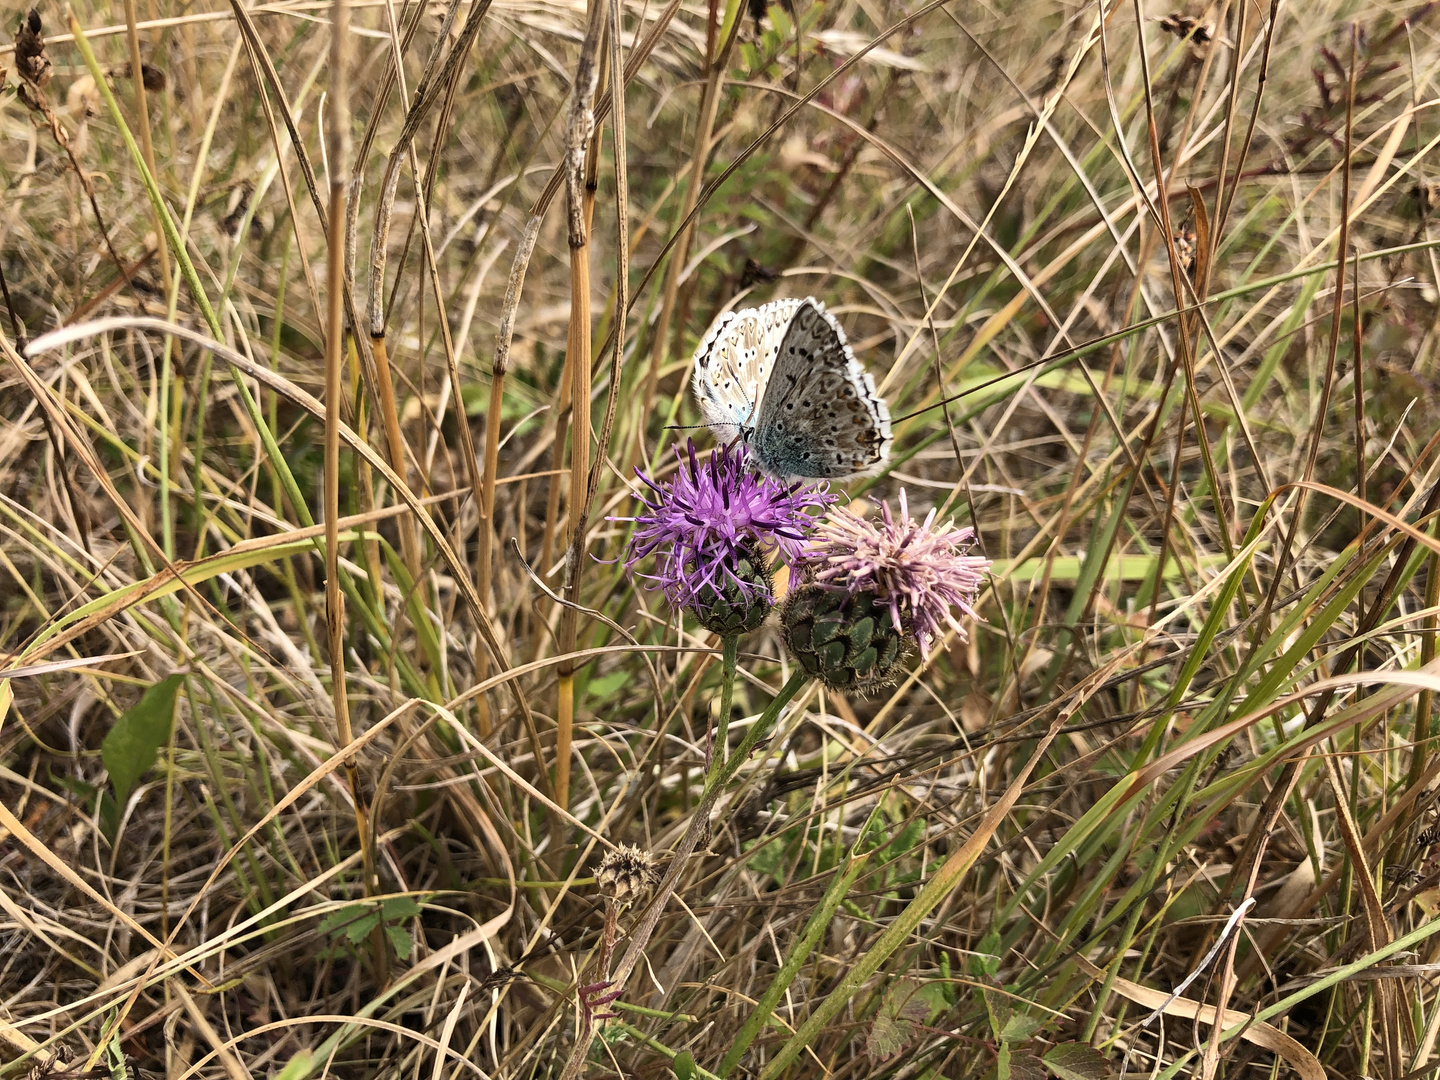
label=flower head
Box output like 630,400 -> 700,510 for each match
622,441 -> 834,618
793,490 -> 990,658
596,844 -> 659,903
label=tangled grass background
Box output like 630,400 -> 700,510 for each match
4,0 -> 1440,1077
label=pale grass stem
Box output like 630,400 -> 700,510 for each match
323,0 -> 373,915
479,212 -> 542,736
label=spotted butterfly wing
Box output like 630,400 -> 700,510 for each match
690,298 -> 802,434
750,299 -> 892,479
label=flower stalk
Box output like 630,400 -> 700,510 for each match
562,670 -> 808,1080
711,634 -> 740,775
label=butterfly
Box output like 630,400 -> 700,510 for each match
690,296 -> 892,480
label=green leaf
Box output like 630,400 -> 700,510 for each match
273,1051 -> 314,1080
1000,1012 -> 1044,1043
975,931 -> 1002,977
1042,1042 -> 1112,1080
385,924 -> 413,959
747,836 -> 786,877
103,674 -> 183,805
865,978 -> 941,1063
318,905 -> 360,935
585,670 -> 629,701
865,1011 -> 911,1063
380,897 -> 423,921
345,912 -> 380,944
673,1051 -> 696,1080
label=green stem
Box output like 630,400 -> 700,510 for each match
712,634 -> 740,773
701,668 -> 806,805
719,813 -> 877,1076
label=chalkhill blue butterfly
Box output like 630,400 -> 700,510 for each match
690,296 -> 892,480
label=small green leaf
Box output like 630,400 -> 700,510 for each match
865,1011 -> 911,1063
1001,1012 -> 1044,1043
346,912 -> 380,944
1007,1054 -> 1049,1080
380,897 -> 422,921
585,670 -> 629,701
318,904 -> 363,935
386,924 -> 414,959
975,931 -> 1002,977
103,674 -> 183,805
865,978 -> 940,1062
983,990 -> 1010,1041
673,1050 -> 696,1080
747,836 -> 786,876
1042,1042 -> 1112,1080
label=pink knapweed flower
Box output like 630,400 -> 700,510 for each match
794,490 -> 990,657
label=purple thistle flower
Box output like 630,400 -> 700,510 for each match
795,490 -> 991,657
621,441 -> 834,615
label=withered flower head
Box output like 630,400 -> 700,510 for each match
596,844 -> 659,903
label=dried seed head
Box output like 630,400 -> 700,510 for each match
1158,13 -> 1213,46
15,10 -> 51,88
66,74 -> 99,119
1174,224 -> 1197,278
596,844 -> 658,903
119,60 -> 167,92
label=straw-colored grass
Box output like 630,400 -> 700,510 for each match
4,1 -> 1440,1078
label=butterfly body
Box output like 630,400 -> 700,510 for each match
690,297 -> 891,480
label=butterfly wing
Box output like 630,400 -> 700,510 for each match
690,298 -> 802,435
751,298 -> 892,479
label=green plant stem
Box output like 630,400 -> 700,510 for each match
719,828 -> 875,1076
558,670 -> 810,1080
712,634 -> 739,774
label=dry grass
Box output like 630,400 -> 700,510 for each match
4,0 -> 1440,1077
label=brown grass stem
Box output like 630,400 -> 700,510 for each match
478,213 -> 542,734
636,4 -> 734,432
554,0 -> 608,811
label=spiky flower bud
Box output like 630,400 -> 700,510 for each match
781,577 -> 907,692
596,844 -> 659,904
690,540 -> 774,635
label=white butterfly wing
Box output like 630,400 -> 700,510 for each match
690,298 -> 803,434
